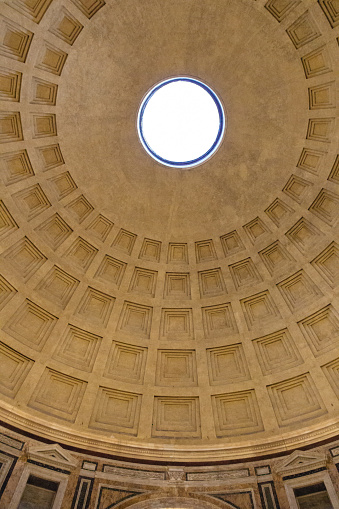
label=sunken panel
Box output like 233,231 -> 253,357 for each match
195,239 -> 217,263
253,329 -> 303,375
0,17 -> 33,62
112,229 -> 137,255
12,184 -> 51,220
31,77 -> 58,106
322,358 -> 339,397
265,198 -> 294,227
2,237 -> 46,281
259,241 -> 295,277
207,343 -> 250,385
35,213 -> 72,250
86,214 -> 113,242
318,0 -> 339,27
70,0 -> 106,19
312,242 -> 339,288
63,237 -> 98,272
152,396 -> 201,438
277,270 -> 322,312
117,301 -> 152,338
328,155 -> 339,183
138,238 -> 161,263
265,0 -> 300,22
202,303 -> 238,338
94,255 -> 126,288
309,188 -> 339,225
285,217 -> 322,254
220,230 -> 245,257
198,268 -> 226,297
35,41 -> 67,76
0,111 -> 23,143
49,8 -> 83,46
129,267 -> 157,297
283,174 -> 312,203
308,81 -> 336,109
267,373 -> 327,426
0,67 -> 22,101
90,386 -> 141,435
297,148 -> 326,175
229,258 -> 262,290
29,368 -> 87,422
52,324 -> 101,372
0,274 -> 17,311
156,349 -> 197,386
32,113 -> 57,138
241,291 -> 280,331
75,286 -> 115,327
286,11 -> 321,49
6,0 -> 53,23
243,217 -> 270,244
212,390 -> 264,437
1,149 -> 34,185
3,299 -> 57,351
0,201 -> 18,239
0,342 -> 33,398
298,304 -> 339,356
35,265 -> 79,309
302,45 -> 332,78
37,144 -> 64,171
66,194 -> 94,223
49,171 -> 77,199
167,243 -> 188,264
104,341 -> 147,384
164,272 -> 191,299
160,308 -> 194,340
306,117 -> 335,143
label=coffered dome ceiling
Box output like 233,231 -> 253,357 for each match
0,0 -> 339,463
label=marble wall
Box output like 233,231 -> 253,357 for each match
1,424 -> 339,509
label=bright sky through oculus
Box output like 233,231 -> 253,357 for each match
138,78 -> 225,168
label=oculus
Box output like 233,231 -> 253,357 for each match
137,77 -> 225,168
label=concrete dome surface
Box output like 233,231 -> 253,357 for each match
0,0 -> 339,464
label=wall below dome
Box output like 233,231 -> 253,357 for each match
1,424 -> 339,509
1,0 -> 339,464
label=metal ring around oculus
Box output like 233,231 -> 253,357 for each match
137,77 -> 226,169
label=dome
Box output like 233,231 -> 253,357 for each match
0,0 -> 339,466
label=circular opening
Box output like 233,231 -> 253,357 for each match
137,77 -> 225,168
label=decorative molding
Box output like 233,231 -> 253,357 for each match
274,449 -> 326,476
28,443 -> 78,470
187,469 -> 249,481
103,464 -> 165,480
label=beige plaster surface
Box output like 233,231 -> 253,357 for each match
57,0 -> 307,239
